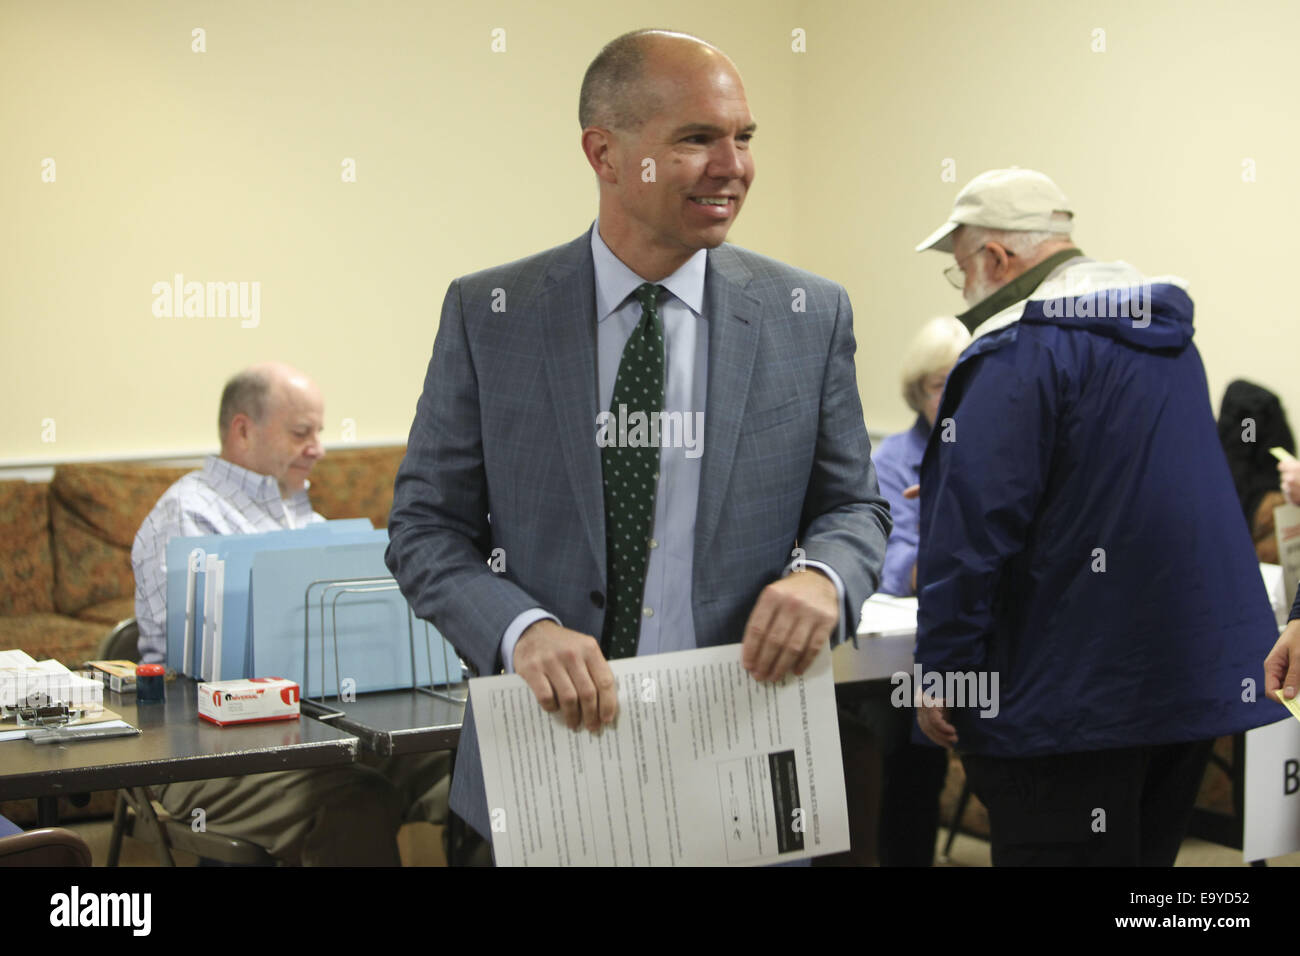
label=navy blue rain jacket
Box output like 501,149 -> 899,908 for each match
916,266 -> 1284,755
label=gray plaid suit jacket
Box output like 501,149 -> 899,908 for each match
386,227 -> 891,840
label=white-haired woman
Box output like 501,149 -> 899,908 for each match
873,316 -> 972,596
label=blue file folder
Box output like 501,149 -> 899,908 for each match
249,539 -> 464,698
164,520 -> 373,677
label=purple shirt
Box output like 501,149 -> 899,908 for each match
871,415 -> 930,597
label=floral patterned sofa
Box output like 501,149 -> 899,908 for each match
0,446 -> 407,667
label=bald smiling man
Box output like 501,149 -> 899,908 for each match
386,29 -> 891,853
134,361 -> 327,665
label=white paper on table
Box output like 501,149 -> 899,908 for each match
0,657 -> 103,711
0,650 -> 38,669
472,643 -> 848,866
1261,563 -> 1289,630
0,718 -> 132,744
856,594 -> 919,638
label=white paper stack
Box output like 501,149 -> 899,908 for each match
1261,563 -> 1290,631
0,649 -> 38,669
0,649 -> 104,713
856,594 -> 919,638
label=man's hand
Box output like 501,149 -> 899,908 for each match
1280,460 -> 1300,506
513,620 -> 618,731
903,483 -> 920,500
741,568 -> 838,682
1265,619 -> 1300,702
916,689 -> 958,747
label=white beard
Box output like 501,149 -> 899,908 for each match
963,269 -> 1000,309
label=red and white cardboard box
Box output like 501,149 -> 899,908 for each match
197,677 -> 300,726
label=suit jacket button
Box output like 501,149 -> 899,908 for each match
590,591 -> 605,609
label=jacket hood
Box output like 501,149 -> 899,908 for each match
975,259 -> 1194,352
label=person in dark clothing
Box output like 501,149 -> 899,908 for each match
1217,379 -> 1295,562
912,168 -> 1284,866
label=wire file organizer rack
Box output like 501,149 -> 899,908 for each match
299,575 -> 468,719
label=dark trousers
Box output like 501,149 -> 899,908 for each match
961,739 -> 1214,866
815,681 -> 948,866
879,735 -> 949,865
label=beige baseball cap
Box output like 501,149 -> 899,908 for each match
915,168 -> 1073,253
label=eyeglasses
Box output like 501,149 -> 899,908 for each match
943,244 -> 987,290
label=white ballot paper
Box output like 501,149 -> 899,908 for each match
472,643 -> 849,866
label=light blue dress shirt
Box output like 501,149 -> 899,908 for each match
500,224 -> 844,671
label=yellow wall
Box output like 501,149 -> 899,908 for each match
3,0 -> 1297,461
801,0 -> 1300,435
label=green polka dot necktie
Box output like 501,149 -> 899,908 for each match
600,282 -> 665,660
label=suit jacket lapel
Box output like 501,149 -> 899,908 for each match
695,245 -> 761,563
540,231 -> 606,580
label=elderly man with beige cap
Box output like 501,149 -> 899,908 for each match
909,168 -> 1283,866
915,167 -> 1078,318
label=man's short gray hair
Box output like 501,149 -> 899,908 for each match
962,212 -> 1073,259
218,368 -> 272,439
578,28 -> 715,131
